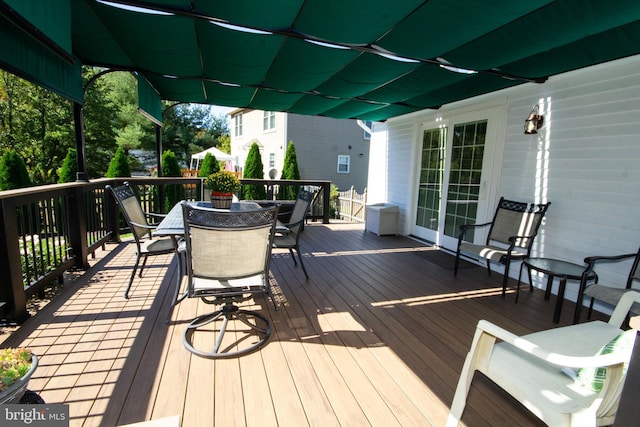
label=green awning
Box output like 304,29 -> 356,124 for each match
137,75 -> 163,126
0,0 -> 83,104
3,0 -> 640,120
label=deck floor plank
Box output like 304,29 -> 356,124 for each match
0,223 -> 609,427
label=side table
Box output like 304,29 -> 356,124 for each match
523,258 -> 595,324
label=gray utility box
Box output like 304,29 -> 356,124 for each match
365,203 -> 399,236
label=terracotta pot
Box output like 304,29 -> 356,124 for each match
210,192 -> 233,209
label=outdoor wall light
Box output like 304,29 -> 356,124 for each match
524,104 -> 544,134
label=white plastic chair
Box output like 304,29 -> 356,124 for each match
447,291 -> 640,427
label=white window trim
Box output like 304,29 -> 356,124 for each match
234,113 -> 243,137
263,111 -> 276,131
337,155 -> 350,174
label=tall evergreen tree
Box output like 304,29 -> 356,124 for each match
242,142 -> 266,200
106,147 -> 131,177
278,140 -> 301,200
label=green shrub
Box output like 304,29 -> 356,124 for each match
161,150 -> 184,211
106,147 -> 131,178
198,152 -> 220,177
0,150 -> 32,190
58,148 -> 77,183
242,142 -> 266,200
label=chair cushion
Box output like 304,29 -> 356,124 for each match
459,242 -> 527,263
191,274 -> 265,292
273,233 -> 296,248
576,328 -> 636,392
584,286 -> 640,314
141,237 -> 176,254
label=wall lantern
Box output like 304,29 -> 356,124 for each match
524,104 -> 544,134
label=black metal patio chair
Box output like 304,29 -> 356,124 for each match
273,188 -> 317,280
106,182 -> 178,299
454,197 -> 551,298
180,202 -> 279,358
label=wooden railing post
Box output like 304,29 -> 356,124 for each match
322,181 -> 330,224
105,182 -> 121,243
68,185 -> 90,269
0,198 -> 29,323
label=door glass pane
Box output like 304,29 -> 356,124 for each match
415,128 -> 446,231
444,120 -> 487,240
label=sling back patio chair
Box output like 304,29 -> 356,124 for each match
273,188 -> 316,280
180,202 -> 279,358
454,197 -> 551,298
580,246 -> 640,321
106,182 -> 179,299
447,290 -> 640,427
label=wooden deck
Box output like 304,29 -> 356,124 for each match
2,222 -> 607,427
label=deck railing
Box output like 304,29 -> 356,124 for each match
0,177 -> 330,323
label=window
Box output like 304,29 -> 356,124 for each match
363,120 -> 372,139
269,152 -> 275,168
263,111 -> 276,131
337,155 -> 350,173
234,113 -> 243,137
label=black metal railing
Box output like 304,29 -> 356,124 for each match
0,177 -> 330,323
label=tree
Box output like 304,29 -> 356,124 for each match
242,143 -> 266,200
217,134 -> 231,155
161,150 -> 184,211
278,140 -> 301,200
82,68 -> 118,178
0,71 -> 74,184
58,148 -> 77,183
0,150 -> 32,190
198,152 -> 219,177
106,147 -> 131,177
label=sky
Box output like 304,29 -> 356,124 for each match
209,105 -> 234,117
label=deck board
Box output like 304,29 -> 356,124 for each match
1,221 -> 609,427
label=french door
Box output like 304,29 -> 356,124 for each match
412,107 -> 502,250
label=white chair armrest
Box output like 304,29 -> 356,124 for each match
476,320 -> 631,369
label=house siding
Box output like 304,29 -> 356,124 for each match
230,110 -> 287,178
373,54 -> 640,303
230,110 -> 370,192
287,114 -> 369,192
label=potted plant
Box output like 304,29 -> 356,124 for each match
0,347 -> 38,404
205,171 -> 241,209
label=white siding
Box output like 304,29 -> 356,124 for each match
375,54 -> 640,303
230,110 -> 287,178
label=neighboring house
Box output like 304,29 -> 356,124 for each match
229,109 -> 370,192
368,54 -> 640,308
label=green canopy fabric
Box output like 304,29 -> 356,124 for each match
2,0 -> 640,121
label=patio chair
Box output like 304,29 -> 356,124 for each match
106,182 -> 178,299
180,202 -> 279,358
273,188 -> 316,280
447,290 -> 640,427
580,246 -> 640,320
454,197 -> 551,298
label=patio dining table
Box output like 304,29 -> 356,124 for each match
154,200 -> 271,237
